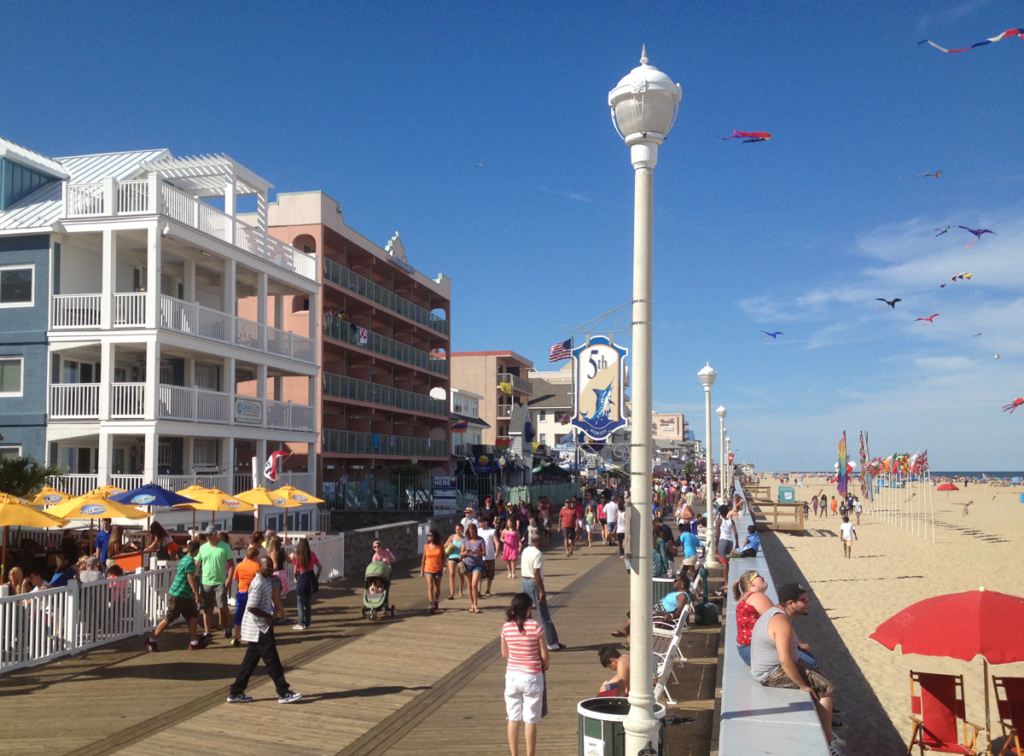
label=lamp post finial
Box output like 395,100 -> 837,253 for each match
640,44 -> 648,65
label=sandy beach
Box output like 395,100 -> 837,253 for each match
752,475 -> 1024,755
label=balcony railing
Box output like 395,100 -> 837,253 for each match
496,405 -> 513,418
50,384 -> 100,419
158,385 -> 231,424
323,372 -> 447,416
323,258 -> 448,336
114,293 -> 146,326
323,317 -> 448,375
323,429 -> 448,458
266,399 -> 316,431
62,178 -> 316,281
160,295 -> 316,365
498,373 -> 533,396
51,295 -> 101,329
110,383 -> 145,418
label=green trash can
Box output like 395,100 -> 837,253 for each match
778,486 -> 795,503
577,697 -> 667,756
653,577 -> 675,604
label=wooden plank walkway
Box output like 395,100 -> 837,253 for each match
0,540 -> 722,756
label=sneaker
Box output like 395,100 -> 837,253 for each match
230,638 -> 240,647
144,638 -> 158,652
188,641 -> 204,651
830,733 -> 847,748
226,693 -> 253,704
831,719 -> 845,730
548,643 -> 567,651
278,691 -> 303,704
200,632 -> 212,643
224,628 -> 232,639
828,736 -> 846,756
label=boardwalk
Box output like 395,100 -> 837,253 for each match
1,541 -> 721,756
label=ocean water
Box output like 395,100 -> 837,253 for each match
930,471 -> 1024,479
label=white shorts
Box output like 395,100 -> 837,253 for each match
585,524 -> 594,533
505,670 -> 544,724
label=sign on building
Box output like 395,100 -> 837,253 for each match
433,475 -> 458,515
571,335 -> 628,441
234,398 -> 263,425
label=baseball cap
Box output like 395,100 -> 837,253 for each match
204,525 -> 216,535
776,582 -> 811,604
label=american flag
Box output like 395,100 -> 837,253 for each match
549,338 -> 572,362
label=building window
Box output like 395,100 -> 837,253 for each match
0,445 -> 21,459
193,439 -> 219,467
158,442 -> 172,467
0,357 -> 23,396
539,410 -> 546,422
540,434 -> 546,445
0,265 -> 33,307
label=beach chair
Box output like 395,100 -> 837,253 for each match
653,605 -> 691,706
993,676 -> 1024,756
908,671 -> 981,755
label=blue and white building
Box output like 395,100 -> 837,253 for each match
0,137 -> 321,528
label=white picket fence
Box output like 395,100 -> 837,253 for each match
0,534 -> 347,675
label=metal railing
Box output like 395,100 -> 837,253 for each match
266,399 -> 316,431
322,429 -> 447,458
323,317 -> 448,375
498,373 -> 533,395
322,372 -> 447,416
497,405 -> 513,418
323,258 -> 449,336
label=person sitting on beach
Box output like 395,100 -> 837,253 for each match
597,646 -> 630,697
730,525 -> 761,558
750,582 -> 845,755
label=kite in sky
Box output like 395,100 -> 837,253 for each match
876,298 -> 901,309
720,130 -> 772,143
935,226 -> 955,237
960,226 -> 994,247
761,331 -> 783,339
950,272 -> 973,281
915,314 -> 940,324
1002,398 -> 1024,413
973,333 -> 982,337
902,171 -> 942,179
919,27 -> 1024,54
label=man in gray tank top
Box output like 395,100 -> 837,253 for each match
749,582 -> 845,756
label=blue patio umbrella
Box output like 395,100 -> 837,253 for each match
110,483 -> 199,509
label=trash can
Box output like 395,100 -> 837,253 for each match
653,577 -> 675,604
778,486 -> 795,503
578,697 -> 667,756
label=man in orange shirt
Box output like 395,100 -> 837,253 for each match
559,500 -> 579,557
232,546 -> 261,647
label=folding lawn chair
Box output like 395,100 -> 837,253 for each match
908,671 -> 982,755
993,676 -> 1024,756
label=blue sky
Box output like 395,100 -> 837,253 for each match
3,0 -> 1022,470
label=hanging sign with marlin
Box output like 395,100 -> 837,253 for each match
571,335 -> 628,441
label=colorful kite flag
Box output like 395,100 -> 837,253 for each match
837,431 -> 848,497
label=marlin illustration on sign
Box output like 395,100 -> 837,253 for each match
571,334 -> 628,441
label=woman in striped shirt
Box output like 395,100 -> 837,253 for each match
501,592 -> 550,756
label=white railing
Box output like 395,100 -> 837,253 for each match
160,296 -> 232,343
0,568 -> 173,674
116,180 -> 150,214
66,183 -> 105,216
158,183 -> 315,281
267,324 -> 316,364
266,400 -> 316,431
197,388 -> 232,424
110,475 -> 144,491
47,475 -> 98,496
235,317 -> 264,350
157,474 -> 231,492
275,472 -> 316,494
114,292 -> 147,327
110,383 -> 145,418
50,384 -> 99,419
52,294 -> 101,329
156,385 -> 231,424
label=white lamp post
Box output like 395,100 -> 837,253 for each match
725,436 -> 732,497
717,406 -> 727,506
698,363 -> 717,561
609,46 -> 682,756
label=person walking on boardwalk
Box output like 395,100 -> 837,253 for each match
559,500 -> 578,557
227,555 -> 302,704
292,538 -> 322,630
145,541 -> 207,652
520,534 -> 565,651
196,527 -> 235,640
461,523 -> 486,613
444,524 -> 466,599
501,518 -> 521,578
501,592 -> 550,756
420,529 -> 445,613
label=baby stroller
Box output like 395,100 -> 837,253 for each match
361,560 -> 396,620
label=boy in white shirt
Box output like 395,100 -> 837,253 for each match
840,516 -> 857,559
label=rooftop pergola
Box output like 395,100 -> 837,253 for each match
139,154 -> 272,224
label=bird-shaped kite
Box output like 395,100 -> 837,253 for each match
1002,398 -> 1024,413
959,226 -> 994,247
720,130 -> 771,143
915,314 -> 940,324
973,333 -> 982,337
935,226 -> 955,236
876,298 -> 901,310
475,163 -> 485,168
950,272 -> 973,281
760,331 -> 783,339
902,171 -> 943,179
919,27 -> 1024,54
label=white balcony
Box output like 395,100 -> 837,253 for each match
62,177 -> 316,281
157,385 -> 232,424
50,384 -> 100,419
52,293 -> 147,330
110,384 -> 145,418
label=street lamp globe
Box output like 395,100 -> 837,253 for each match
608,45 -> 682,146
698,363 -> 717,388
716,405 -> 727,420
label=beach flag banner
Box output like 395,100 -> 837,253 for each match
263,450 -> 289,482
549,338 -> 572,362
571,335 -> 627,441
451,420 -> 469,433
837,431 -> 848,497
499,382 -> 512,395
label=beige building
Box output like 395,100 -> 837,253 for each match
651,411 -> 687,441
450,350 -> 533,445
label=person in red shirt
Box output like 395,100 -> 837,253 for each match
559,501 -> 578,557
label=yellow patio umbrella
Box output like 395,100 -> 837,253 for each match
0,494 -> 70,578
173,487 -> 254,531
267,486 -> 324,540
85,485 -> 127,498
30,486 -> 72,508
46,493 -> 149,521
237,487 -> 280,533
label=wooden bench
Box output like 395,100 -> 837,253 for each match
719,481 -> 827,755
